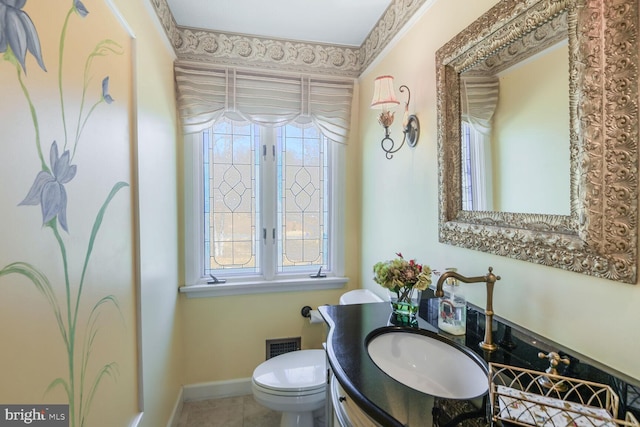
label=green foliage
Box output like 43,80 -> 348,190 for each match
373,253 -> 432,292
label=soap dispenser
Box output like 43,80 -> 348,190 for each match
438,268 -> 467,335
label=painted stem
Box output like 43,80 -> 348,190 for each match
73,100 -> 101,159
58,8 -> 74,152
73,183 -> 127,424
50,221 -> 75,427
16,66 -> 48,173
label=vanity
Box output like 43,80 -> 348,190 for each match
319,290 -> 640,426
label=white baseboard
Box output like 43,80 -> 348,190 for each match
165,378 -> 252,426
166,387 -> 184,427
183,378 -> 252,402
129,412 -> 143,427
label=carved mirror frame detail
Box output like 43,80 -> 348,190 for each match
436,0 -> 638,283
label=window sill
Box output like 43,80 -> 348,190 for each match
179,276 -> 349,298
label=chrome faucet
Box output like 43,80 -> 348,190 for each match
435,267 -> 501,352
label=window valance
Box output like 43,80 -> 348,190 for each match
460,74 -> 500,135
174,61 -> 354,144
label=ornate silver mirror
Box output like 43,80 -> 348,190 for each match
436,0 -> 638,283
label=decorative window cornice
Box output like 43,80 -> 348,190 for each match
148,0 -> 427,77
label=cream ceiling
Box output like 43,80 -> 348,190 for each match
164,0 -> 393,47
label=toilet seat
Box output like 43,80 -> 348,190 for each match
339,289 -> 384,305
253,379 -> 325,396
252,349 -> 326,394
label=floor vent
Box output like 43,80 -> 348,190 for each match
266,337 -> 301,360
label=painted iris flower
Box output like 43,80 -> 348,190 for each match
20,141 -> 77,232
0,0 -> 46,72
102,76 -> 113,103
73,0 -> 89,17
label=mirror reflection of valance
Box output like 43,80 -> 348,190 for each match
174,61 -> 354,144
460,74 -> 500,135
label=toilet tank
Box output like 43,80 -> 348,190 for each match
339,289 -> 384,305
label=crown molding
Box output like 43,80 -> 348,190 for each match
173,29 -> 362,77
148,0 -> 427,77
358,0 -> 427,73
148,0 -> 180,42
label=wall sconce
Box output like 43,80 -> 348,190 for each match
370,75 -> 420,159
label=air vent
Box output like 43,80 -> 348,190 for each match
266,337 -> 301,360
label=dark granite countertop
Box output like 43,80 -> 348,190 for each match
318,289 -> 640,426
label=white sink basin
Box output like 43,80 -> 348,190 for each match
367,328 -> 488,399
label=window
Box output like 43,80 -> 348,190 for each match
175,64 -> 353,296
461,121 -> 493,211
459,74 -> 499,211
184,119 -> 346,296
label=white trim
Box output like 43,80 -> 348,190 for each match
131,36 -> 145,416
102,0 -> 146,414
165,387 -> 184,427
183,378 -> 253,402
183,133 -> 203,287
330,143 -> 346,276
262,126 -> 276,280
129,412 -> 143,427
180,276 -> 348,298
104,0 -> 136,39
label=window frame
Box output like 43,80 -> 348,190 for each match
181,123 -> 347,298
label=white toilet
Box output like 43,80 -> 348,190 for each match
252,349 -> 326,427
338,289 -> 384,305
251,289 -> 383,427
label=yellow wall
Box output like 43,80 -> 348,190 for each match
359,0 -> 640,382
493,44 -> 570,214
0,1 -> 182,426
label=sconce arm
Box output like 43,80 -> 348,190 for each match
381,126 -> 408,160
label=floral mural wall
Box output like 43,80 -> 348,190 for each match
0,0 -> 138,425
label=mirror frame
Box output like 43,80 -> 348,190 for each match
436,0 -> 639,283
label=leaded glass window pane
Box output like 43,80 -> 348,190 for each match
276,125 -> 328,272
204,120 -> 260,275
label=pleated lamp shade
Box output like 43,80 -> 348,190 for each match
371,75 -> 400,110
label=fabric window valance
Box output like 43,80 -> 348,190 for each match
460,74 -> 500,135
174,61 -> 354,144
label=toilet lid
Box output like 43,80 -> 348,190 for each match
253,349 -> 326,393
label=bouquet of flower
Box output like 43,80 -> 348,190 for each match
373,252 -> 432,299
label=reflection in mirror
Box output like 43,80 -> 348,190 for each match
460,11 -> 570,215
436,0 -> 638,283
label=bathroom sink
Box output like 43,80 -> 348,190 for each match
366,327 -> 489,399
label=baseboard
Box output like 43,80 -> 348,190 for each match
164,378 -> 251,426
129,412 -> 143,427
182,378 -> 252,402
166,387 -> 184,427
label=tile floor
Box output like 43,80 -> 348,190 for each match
176,395 -> 488,426
177,395 -> 281,427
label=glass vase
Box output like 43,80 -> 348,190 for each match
388,287 -> 420,317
